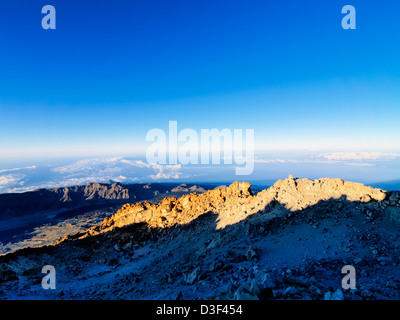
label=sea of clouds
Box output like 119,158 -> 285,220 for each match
1,152 -> 400,194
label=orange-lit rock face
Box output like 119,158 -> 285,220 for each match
60,177 -> 389,243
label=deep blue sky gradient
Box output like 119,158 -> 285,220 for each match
0,0 -> 400,158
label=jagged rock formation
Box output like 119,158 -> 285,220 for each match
57,177 -> 390,243
58,182 -> 130,203
171,184 -> 207,193
0,182 -> 214,221
0,182 -> 216,254
2,177 -> 400,301
0,182 -> 132,220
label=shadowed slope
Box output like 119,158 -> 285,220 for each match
2,177 -> 400,300
57,177 -> 388,243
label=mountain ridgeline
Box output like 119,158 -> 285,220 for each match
58,176 -> 395,243
0,182 -> 211,220
2,177 -> 400,300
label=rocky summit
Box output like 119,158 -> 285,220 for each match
1,176 -> 400,300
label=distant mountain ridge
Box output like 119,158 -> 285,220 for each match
58,176 -> 391,242
0,182 -> 215,220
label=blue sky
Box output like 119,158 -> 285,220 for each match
0,1 -> 400,190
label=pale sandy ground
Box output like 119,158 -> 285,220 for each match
0,207 -> 118,254
0,190 -> 198,255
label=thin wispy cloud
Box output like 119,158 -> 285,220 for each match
0,174 -> 26,193
315,152 -> 400,161
1,151 -> 400,194
52,157 -> 183,182
254,151 -> 400,167
0,157 -> 186,194
0,166 -> 36,174
254,159 -> 287,164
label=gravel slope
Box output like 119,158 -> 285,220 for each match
1,177 -> 400,300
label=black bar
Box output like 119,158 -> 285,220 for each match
1,300 -> 400,318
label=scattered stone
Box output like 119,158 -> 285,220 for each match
324,289 -> 344,300
122,242 -> 132,250
308,285 -> 321,296
246,246 -> 258,261
354,257 -> 362,264
385,280 -> 396,289
389,192 -> 400,205
209,260 -> 223,272
282,286 -> 300,297
234,285 -> 259,300
171,291 -> 183,300
185,267 -> 201,285
359,289 -> 374,298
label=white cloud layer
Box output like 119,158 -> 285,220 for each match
0,166 -> 36,174
316,152 -> 400,161
0,174 -> 26,193
0,157 -> 185,193
52,157 -> 183,182
1,151 -> 400,194
254,151 -> 400,167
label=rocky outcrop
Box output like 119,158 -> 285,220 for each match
171,184 -> 207,193
0,182 -> 213,220
262,176 -> 387,211
58,176 -> 390,243
0,182 -> 132,220
4,176 -> 400,301
55,182 -> 131,203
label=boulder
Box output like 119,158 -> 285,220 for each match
324,289 -> 344,300
246,246 -> 258,261
185,267 -> 201,285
